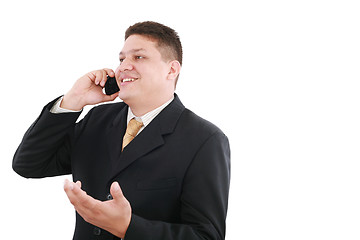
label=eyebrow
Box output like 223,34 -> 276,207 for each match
119,48 -> 146,56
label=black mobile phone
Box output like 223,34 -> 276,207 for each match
104,76 -> 120,95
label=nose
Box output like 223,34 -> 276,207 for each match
115,57 -> 135,80
118,58 -> 134,72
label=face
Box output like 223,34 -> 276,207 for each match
115,34 -> 177,108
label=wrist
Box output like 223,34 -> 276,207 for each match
61,93 -> 85,111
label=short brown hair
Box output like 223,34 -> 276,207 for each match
125,21 -> 183,66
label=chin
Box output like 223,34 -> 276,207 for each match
119,92 -> 135,104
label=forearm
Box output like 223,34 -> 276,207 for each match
13,97 -> 81,178
125,214 -> 218,240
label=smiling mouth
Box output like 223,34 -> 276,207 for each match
122,78 -> 136,83
121,78 -> 138,83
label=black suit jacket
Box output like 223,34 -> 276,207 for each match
13,94 -> 231,240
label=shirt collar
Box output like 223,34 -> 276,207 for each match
126,96 -> 174,127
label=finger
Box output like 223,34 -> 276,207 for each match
87,71 -> 98,84
75,180 -> 82,188
64,182 -> 104,223
90,70 -> 104,85
96,70 -> 105,85
64,179 -> 74,191
100,68 -> 115,87
71,182 -> 91,205
64,180 -> 81,206
110,182 -> 124,201
99,70 -> 108,87
103,68 -> 115,77
64,180 -> 93,208
63,179 -> 81,193
101,91 -> 119,102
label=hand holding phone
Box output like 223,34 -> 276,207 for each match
104,76 -> 120,95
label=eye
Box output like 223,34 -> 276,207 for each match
135,56 -> 144,60
119,58 -> 124,63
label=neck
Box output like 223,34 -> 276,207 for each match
127,93 -> 174,117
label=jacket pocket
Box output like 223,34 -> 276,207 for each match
137,177 -> 178,190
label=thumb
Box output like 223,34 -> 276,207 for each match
102,91 -> 119,103
110,181 -> 124,201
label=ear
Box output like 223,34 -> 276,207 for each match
167,60 -> 181,81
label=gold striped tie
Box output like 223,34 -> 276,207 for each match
122,118 -> 143,151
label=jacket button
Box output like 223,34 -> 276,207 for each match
106,193 -> 113,200
93,227 -> 101,236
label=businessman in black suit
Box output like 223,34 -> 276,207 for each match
13,21 -> 230,240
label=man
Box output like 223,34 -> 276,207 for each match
13,21 -> 230,240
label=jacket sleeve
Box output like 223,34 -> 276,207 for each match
12,97 -> 82,178
124,131 -> 231,240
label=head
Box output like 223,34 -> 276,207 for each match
115,21 -> 182,114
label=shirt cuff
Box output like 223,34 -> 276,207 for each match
50,96 -> 82,114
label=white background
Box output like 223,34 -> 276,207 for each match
1,0 -> 359,239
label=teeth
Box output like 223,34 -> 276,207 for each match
122,78 -> 135,82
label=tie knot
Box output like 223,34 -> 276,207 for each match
122,118 -> 144,151
127,118 -> 144,136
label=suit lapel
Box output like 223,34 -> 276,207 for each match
114,119 -> 164,174
109,94 -> 185,179
106,105 -> 128,167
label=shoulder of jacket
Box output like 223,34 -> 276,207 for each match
91,101 -> 127,114
79,102 -> 127,125
181,108 -> 225,136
